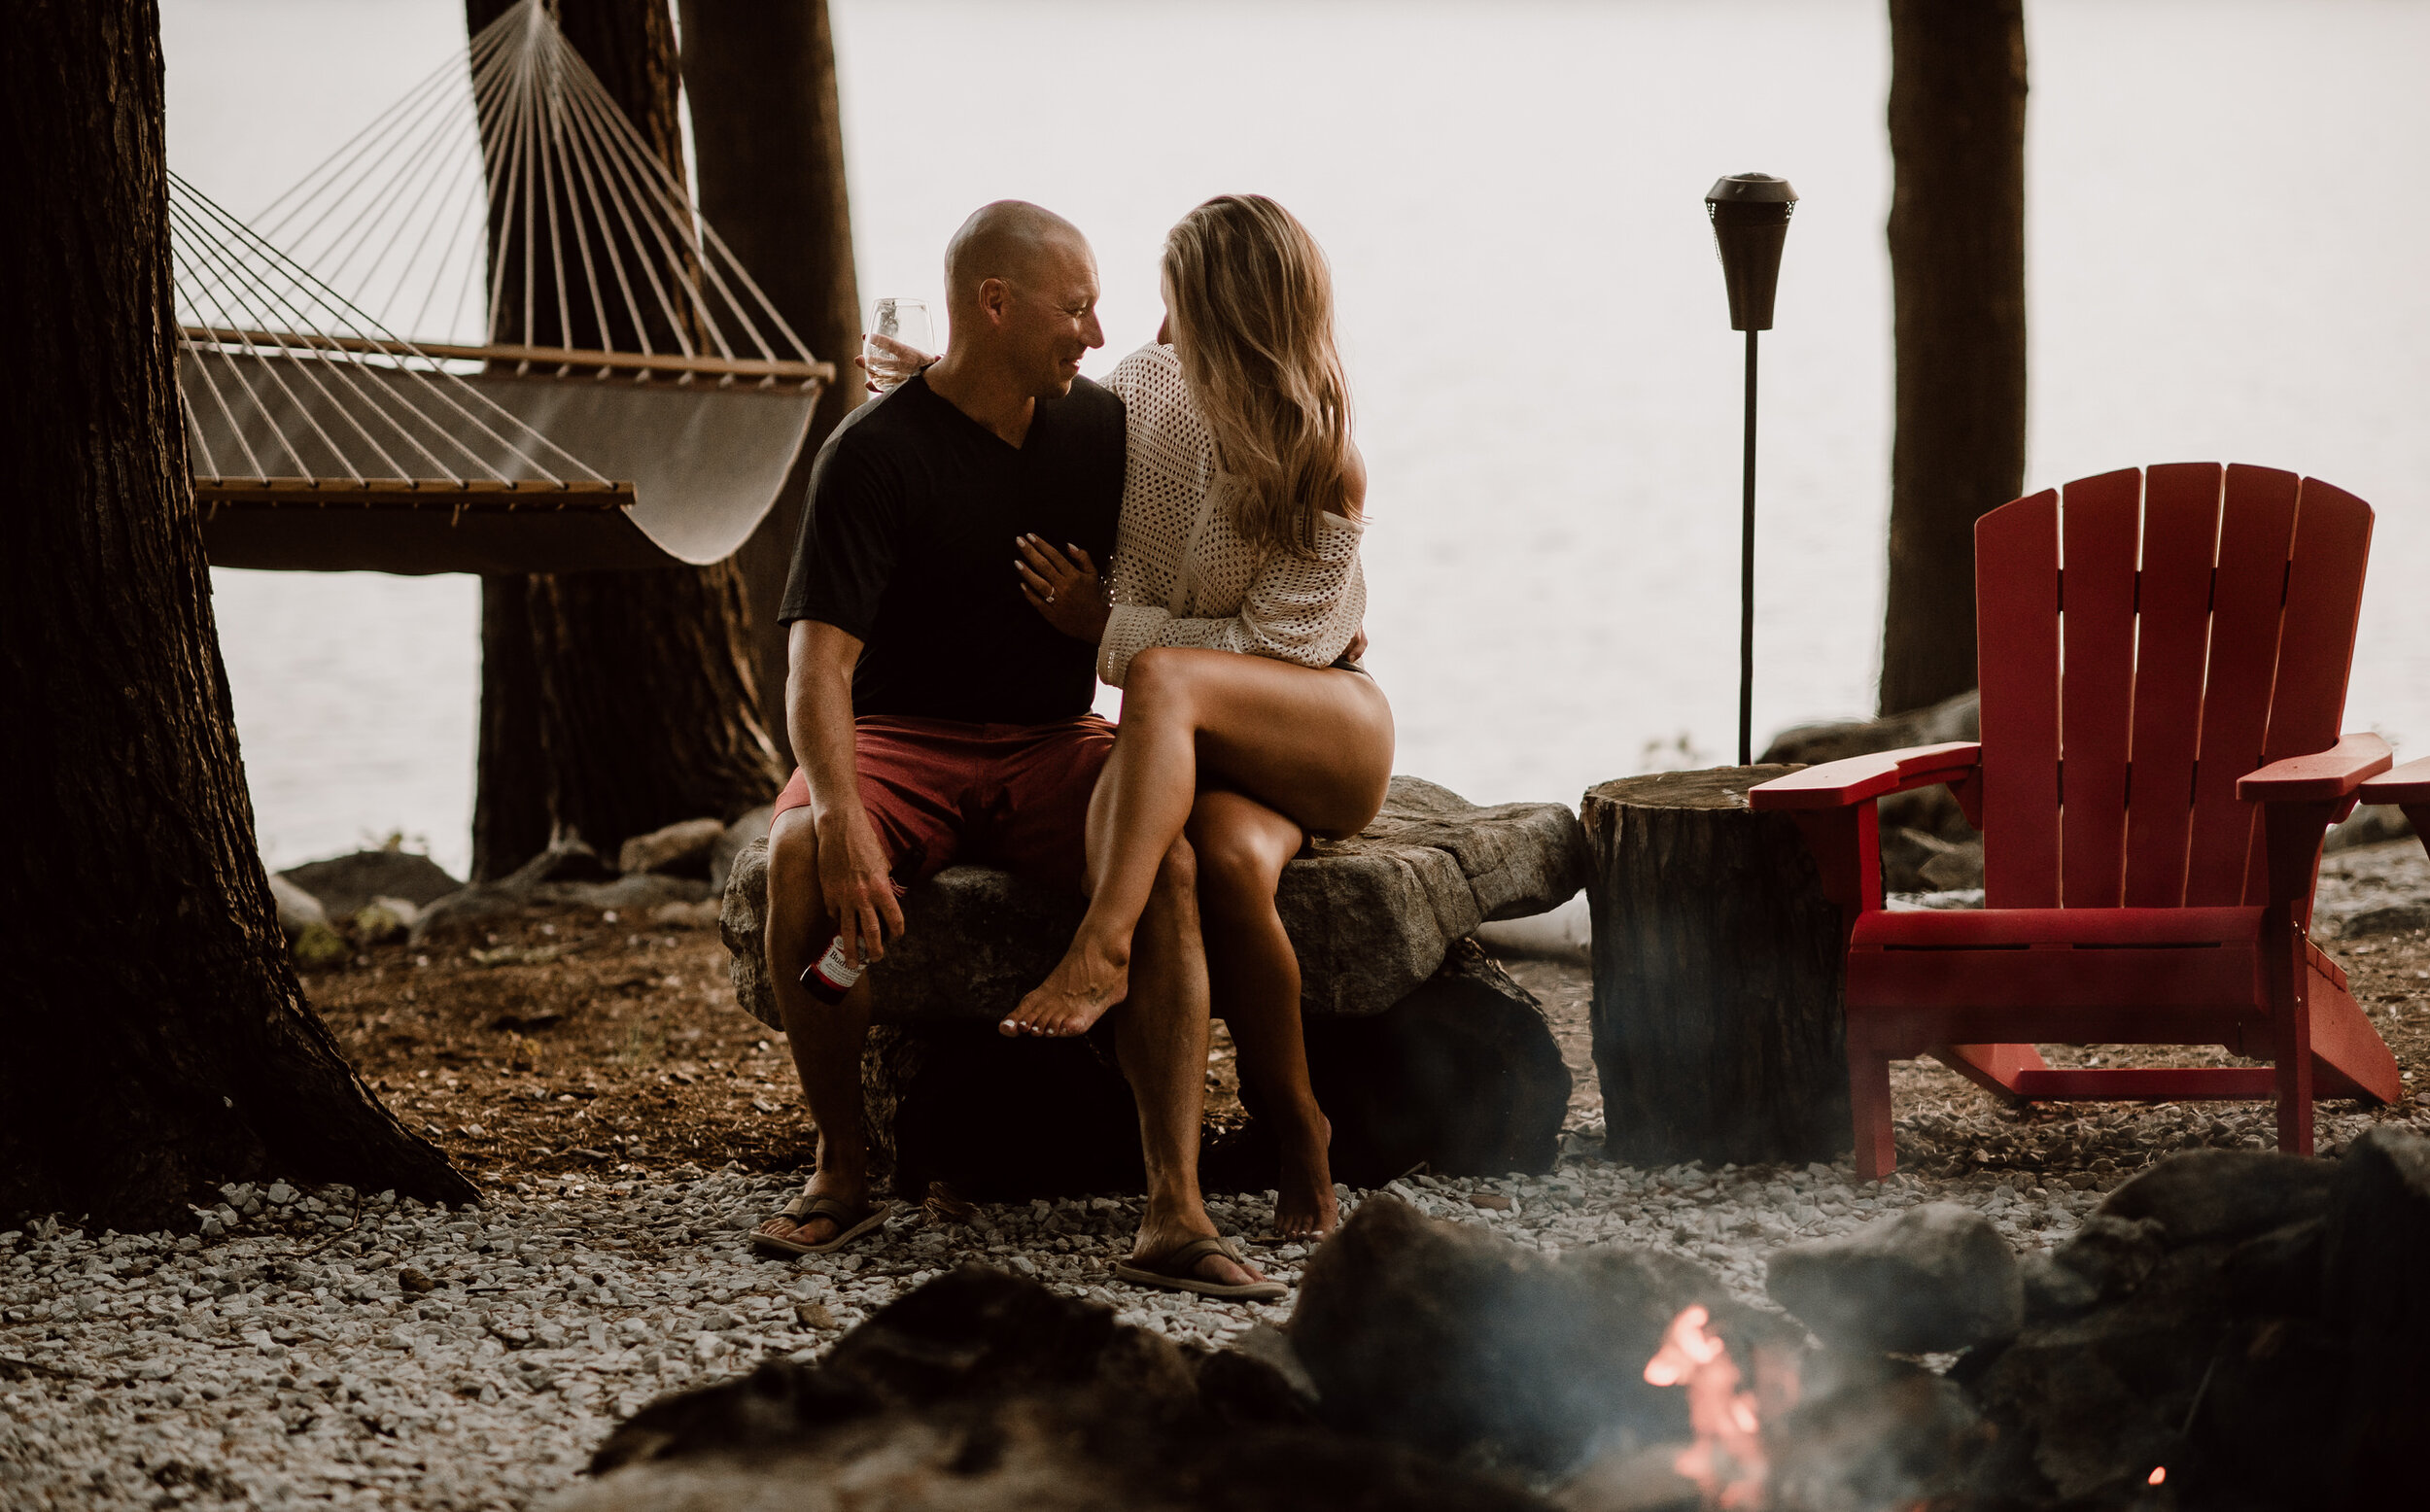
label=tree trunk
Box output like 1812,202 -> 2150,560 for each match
1878,0 -> 2028,716
1581,768 -> 1851,1166
467,0 -> 783,877
0,0 -> 474,1229
679,0 -> 864,769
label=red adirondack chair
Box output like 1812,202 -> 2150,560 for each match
1750,464 -> 2403,1180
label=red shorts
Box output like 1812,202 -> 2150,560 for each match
770,714 -> 1116,893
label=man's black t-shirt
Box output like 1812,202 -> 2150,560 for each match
779,372 -> 1124,724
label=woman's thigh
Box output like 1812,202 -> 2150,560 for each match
1125,647 -> 1394,838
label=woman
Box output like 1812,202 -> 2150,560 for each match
998,194 -> 1394,1240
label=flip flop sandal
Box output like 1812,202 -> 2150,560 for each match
1113,1236 -> 1289,1302
749,1195 -> 892,1258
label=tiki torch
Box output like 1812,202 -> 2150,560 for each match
1705,173 -> 1796,766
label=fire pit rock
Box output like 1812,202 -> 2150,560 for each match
1764,1202 -> 2025,1356
718,774 -> 1589,1029
565,1264 -> 1550,1512
1286,1193 -> 1794,1476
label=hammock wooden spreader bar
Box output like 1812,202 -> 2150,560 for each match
192,477 -> 632,507
179,326 -> 832,385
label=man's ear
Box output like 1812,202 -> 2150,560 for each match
974,277 -> 1014,326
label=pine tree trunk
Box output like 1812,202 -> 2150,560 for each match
467,0 -> 783,875
0,0 -> 474,1228
678,0 -> 864,767
1878,0 -> 2028,716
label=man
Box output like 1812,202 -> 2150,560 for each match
751,201 -> 1276,1298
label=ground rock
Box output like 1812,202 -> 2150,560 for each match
2096,1148 -> 2333,1243
1230,941 -> 1571,1185
874,942 -> 1568,1198
278,847 -> 462,919
268,873 -> 326,936
1287,1194 -> 1776,1475
617,818 -> 728,878
1760,688 -> 1979,768
2325,803 -> 2414,853
2341,900 -> 2430,938
707,805 -> 774,895
350,899 -> 414,946
412,845 -> 710,945
2045,1213 -> 2167,1303
1765,1202 -> 2023,1355
720,775 -> 1588,1029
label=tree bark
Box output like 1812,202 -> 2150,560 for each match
467,0 -> 783,876
678,0 -> 864,768
1581,768 -> 1851,1166
0,0 -> 474,1228
1879,0 -> 2028,716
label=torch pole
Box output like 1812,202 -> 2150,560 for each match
1738,327 -> 1757,767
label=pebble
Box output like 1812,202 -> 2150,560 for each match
5,1100 -> 2422,1510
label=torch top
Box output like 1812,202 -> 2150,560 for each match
1706,173 -> 1798,206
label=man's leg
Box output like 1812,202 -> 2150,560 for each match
756,806 -> 877,1246
1111,834 -> 1268,1287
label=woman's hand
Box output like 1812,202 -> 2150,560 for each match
1015,534 -> 1110,643
855,332 -> 937,395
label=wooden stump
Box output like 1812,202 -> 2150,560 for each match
1582,766 -> 1851,1166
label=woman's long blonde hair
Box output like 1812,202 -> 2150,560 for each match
1162,195 -> 1353,556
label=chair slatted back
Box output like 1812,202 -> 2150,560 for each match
1973,464 -> 2373,911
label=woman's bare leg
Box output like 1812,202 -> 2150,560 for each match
1002,647 -> 1393,1038
1190,789 -> 1336,1237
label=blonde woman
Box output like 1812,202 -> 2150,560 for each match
999,195 -> 1394,1243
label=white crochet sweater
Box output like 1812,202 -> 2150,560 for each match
1096,343 -> 1367,688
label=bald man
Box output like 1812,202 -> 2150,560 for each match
752,203 -> 1278,1299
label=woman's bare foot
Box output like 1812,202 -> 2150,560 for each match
998,937 -> 1129,1038
1271,1112 -> 1338,1238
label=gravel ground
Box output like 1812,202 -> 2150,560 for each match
9,839 -> 2429,1510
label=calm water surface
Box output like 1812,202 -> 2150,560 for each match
162,0 -> 2430,876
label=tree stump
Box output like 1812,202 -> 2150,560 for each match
1582,767 -> 1850,1166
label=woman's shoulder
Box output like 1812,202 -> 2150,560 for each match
1106,342 -> 1187,401
1326,439 -> 1370,526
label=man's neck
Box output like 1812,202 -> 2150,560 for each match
923,353 -> 1039,449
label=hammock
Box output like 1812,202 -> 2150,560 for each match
178,0 -> 833,574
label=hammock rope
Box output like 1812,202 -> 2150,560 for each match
251,0 -> 816,378
174,0 -> 830,573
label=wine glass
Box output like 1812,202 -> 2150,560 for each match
863,297 -> 934,393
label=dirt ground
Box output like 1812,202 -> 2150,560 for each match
302,907 -> 2430,1193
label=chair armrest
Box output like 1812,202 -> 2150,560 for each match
2359,754 -> 2430,807
1748,741 -> 1983,811
2236,733 -> 2391,802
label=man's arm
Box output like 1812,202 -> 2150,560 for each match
786,619 -> 905,966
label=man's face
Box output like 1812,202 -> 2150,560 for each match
1001,240 -> 1104,397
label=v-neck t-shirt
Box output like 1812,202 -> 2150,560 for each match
779,371 -> 1125,725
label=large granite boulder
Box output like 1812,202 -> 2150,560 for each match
720,775 -> 1588,1031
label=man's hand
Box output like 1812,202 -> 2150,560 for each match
1344,624 -> 1370,662
814,806 -> 904,968
854,332 -> 937,395
1015,535 -> 1111,644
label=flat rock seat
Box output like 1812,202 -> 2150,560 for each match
714,775 -> 1590,1195
718,775 -> 1590,1030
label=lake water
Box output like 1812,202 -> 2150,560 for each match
161,0 -> 2430,878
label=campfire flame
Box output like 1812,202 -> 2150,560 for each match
2148,1466 -> 2167,1486
1643,1305 -> 1782,1508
